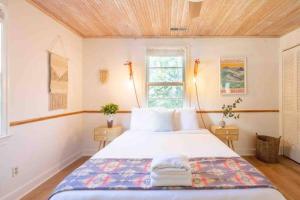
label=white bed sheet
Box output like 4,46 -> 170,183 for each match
52,129 -> 285,200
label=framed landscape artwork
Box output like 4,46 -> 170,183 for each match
220,56 -> 246,95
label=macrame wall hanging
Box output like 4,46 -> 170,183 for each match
48,35 -> 68,110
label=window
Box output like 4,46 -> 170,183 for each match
146,49 -> 185,108
0,5 -> 7,137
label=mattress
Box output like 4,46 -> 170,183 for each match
51,129 -> 285,200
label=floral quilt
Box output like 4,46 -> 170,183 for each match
49,157 -> 274,199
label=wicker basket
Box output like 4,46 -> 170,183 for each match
256,133 -> 281,163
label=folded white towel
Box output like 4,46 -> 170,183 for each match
150,154 -> 192,187
150,170 -> 192,179
151,154 -> 190,172
151,171 -> 192,187
152,169 -> 191,176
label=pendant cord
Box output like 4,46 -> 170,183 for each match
124,61 -> 140,108
132,76 -> 141,108
195,81 -> 207,129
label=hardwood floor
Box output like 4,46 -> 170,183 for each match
22,156 -> 300,200
245,156 -> 300,200
21,157 -> 89,200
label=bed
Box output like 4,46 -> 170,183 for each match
49,129 -> 285,200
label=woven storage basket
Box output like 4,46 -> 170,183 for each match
256,133 -> 281,163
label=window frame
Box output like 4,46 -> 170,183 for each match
0,3 -> 8,138
145,48 -> 186,108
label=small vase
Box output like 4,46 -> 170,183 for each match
107,120 -> 113,128
219,120 -> 226,128
107,114 -> 114,128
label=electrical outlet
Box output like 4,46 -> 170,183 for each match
11,167 -> 18,177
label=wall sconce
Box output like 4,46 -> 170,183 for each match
99,69 -> 108,84
124,61 -> 141,108
193,58 -> 200,82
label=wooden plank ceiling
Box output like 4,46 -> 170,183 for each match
28,0 -> 300,38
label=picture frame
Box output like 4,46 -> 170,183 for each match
220,56 -> 247,95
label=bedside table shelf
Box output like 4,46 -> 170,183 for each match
211,125 -> 239,150
94,126 -> 122,150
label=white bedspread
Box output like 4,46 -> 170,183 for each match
52,129 -> 285,200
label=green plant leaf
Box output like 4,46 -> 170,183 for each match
101,103 -> 119,115
220,98 -> 242,120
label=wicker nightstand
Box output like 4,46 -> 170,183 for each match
210,125 -> 239,150
94,126 -> 123,150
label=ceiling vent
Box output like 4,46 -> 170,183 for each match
170,27 -> 188,31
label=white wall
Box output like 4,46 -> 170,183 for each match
0,1 -> 83,199
82,38 -> 279,156
0,0 -> 286,198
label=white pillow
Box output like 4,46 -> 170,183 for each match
176,108 -> 199,130
130,108 -> 175,132
152,110 -> 174,132
130,108 -> 156,131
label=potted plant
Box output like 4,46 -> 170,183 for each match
100,103 -> 119,128
220,98 -> 242,128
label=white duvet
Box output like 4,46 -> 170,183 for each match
51,129 -> 285,200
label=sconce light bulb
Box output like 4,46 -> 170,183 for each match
124,61 -> 133,79
194,59 -> 200,78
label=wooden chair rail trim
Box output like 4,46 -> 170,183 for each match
197,109 -> 279,113
9,111 -> 83,127
84,109 -> 279,114
9,109 -> 279,127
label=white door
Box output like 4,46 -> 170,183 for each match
282,46 -> 300,163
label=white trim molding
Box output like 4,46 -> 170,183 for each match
0,151 -> 81,200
